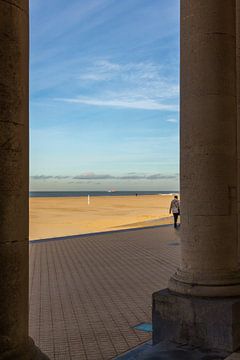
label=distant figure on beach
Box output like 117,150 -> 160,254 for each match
169,195 -> 180,228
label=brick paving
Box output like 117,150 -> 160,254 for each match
29,225 -> 180,360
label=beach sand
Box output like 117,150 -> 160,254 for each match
29,194 -> 174,240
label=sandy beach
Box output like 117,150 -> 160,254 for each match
29,194 -> 175,240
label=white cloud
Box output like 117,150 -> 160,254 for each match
79,73 -> 110,81
60,96 -> 178,111
97,60 -> 121,72
166,118 -> 178,123
64,60 -> 179,111
78,60 -> 179,95
78,60 -> 122,82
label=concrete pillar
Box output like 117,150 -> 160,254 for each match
169,0 -> 240,297
237,1 -> 240,266
0,1 -> 48,359
152,1 -> 240,352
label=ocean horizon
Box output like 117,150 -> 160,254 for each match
29,191 -> 179,198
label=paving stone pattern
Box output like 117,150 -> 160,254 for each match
29,226 -> 180,360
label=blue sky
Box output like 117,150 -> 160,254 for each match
30,0 -> 179,191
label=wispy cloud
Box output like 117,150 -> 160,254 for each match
31,175 -> 71,180
30,1 -> 179,191
60,96 -> 178,111
31,172 -> 178,181
73,173 -> 114,180
56,60 -> 179,111
78,60 -> 121,81
78,60 -> 179,96
166,118 -> 178,123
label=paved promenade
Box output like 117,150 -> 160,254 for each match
29,225 -> 180,360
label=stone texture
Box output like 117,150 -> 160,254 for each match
168,0 -> 240,297
152,0 -> 240,354
236,0 -> 240,267
116,340 -> 229,359
0,0 -> 48,358
225,353 -> 240,360
153,289 -> 240,352
122,341 -> 229,360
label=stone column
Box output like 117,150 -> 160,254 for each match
0,1 -> 48,359
152,1 -> 240,352
169,0 -> 240,297
237,1 -> 240,266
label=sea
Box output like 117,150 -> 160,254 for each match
30,191 -> 178,198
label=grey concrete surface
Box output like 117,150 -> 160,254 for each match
153,289 -> 240,352
116,340 -> 228,360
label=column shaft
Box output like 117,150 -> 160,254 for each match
169,0 -> 240,296
152,1 -> 240,352
0,1 -> 48,359
237,1 -> 240,266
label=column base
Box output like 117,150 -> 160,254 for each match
152,289 -> 240,352
169,269 -> 240,297
0,338 -> 50,360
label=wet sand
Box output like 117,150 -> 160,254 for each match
29,194 -> 174,240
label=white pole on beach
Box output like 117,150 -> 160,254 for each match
88,194 -> 90,205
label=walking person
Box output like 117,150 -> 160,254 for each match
169,195 -> 180,228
